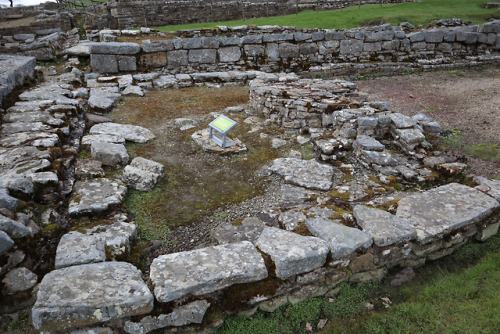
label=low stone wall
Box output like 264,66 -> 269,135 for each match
106,0 -> 405,29
89,21 -> 500,75
0,55 -> 36,109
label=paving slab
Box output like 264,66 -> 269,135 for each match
150,241 -> 267,302
90,123 -> 155,143
353,205 -> 417,246
68,179 -> 127,216
256,227 -> 329,279
396,183 -> 500,243
269,158 -> 335,191
55,231 -> 106,269
32,262 -> 153,332
306,218 -> 373,259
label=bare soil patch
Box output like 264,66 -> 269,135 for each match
0,16 -> 36,29
357,67 -> 500,177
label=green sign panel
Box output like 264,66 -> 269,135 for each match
211,116 -> 235,132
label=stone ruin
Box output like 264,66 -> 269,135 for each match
0,5 -> 500,334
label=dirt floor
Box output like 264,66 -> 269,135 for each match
357,66 -> 500,178
0,16 -> 35,29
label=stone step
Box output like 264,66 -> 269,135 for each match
68,178 -> 127,217
32,262 -> 153,332
150,241 -> 267,303
89,123 -> 155,144
269,157 -> 336,191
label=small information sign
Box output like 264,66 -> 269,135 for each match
208,115 -> 237,148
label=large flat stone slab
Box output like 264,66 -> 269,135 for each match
0,55 -> 36,108
269,158 -> 335,191
306,218 -> 373,259
32,262 -> 153,332
396,183 -> 500,244
90,123 -> 155,143
68,179 -> 127,216
122,157 -> 165,191
256,227 -> 329,279
150,241 -> 267,302
353,205 -> 417,247
474,176 -> 500,201
55,232 -> 106,269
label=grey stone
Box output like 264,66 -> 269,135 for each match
278,43 -> 300,58
81,134 -> 125,150
69,179 -> 127,216
263,33 -> 294,42
369,101 -> 390,111
150,241 -> 267,302
394,128 -> 425,144
89,42 -> 141,55
55,232 -> 106,269
389,113 -> 417,128
0,188 -> 20,211
153,75 -> 177,88
312,31 -> 325,41
412,113 -> 433,122
65,42 -> 90,57
241,35 -> 263,44
133,73 -> 160,82
318,40 -> 340,54
339,40 -> 363,55
122,85 -> 144,97
32,262 -> 153,332
357,117 -> 378,127
353,206 -> 417,246
279,184 -> 316,203
5,178 -> 33,200
272,138 -> 287,149
91,142 -> 129,166
188,49 -> 217,64
191,129 -> 247,154
473,176 -> 500,201
83,215 -> 137,257
325,30 -> 345,40
75,159 -> 105,180
0,231 -> 14,255
167,50 -> 188,67
269,158 -> 335,191
29,171 -> 58,187
2,267 -> 37,295
89,123 -> 155,143
91,54 -> 118,74
306,218 -> 373,259
0,213 -> 30,239
118,74 -> 133,89
88,88 -> 121,112
123,157 -> 165,191
353,135 -> 385,152
70,328 -> 114,334
361,150 -> 398,166
118,56 -> 137,72
396,183 -> 500,243
425,30 -> 445,43
300,43 -> 319,54
211,217 -> 266,245
256,227 -> 329,279
244,44 -> 265,57
278,209 -> 306,231
266,43 -> 280,61
218,46 -> 242,62
408,32 -> 424,42
142,40 -> 174,53
124,300 -> 210,334
220,36 -> 240,46
294,32 -> 312,41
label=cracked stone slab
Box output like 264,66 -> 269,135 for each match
122,157 -> 165,191
269,158 -> 335,191
306,218 -> 373,259
124,300 -> 210,334
81,134 -> 125,150
55,231 -> 106,269
210,217 -> 266,244
91,142 -> 129,166
68,179 -> 127,216
83,216 -> 137,258
32,262 -> 153,332
150,241 -> 267,302
353,205 -> 417,247
396,183 -> 500,244
256,227 -> 329,279
90,123 -> 155,143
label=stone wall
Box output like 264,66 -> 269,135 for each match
89,21 -> 500,75
106,0 -> 404,29
0,55 -> 36,109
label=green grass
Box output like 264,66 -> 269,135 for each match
154,0 -> 499,31
465,143 -> 500,161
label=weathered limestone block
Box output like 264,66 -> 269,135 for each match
389,113 -> 417,128
210,217 -> 266,245
123,300 -> 210,334
150,241 -> 267,302
339,40 -> 363,55
188,49 -> 217,64
1,267 -> 37,295
244,44 -> 265,57
278,43 -> 299,58
0,188 -> 20,212
122,85 -> 144,97
396,183 -> 500,244
118,55 -> 137,72
269,158 -> 335,191
89,123 -> 155,143
82,134 -> 125,150
91,142 -> 129,166
353,206 -> 417,247
68,179 -> 127,216
88,88 -> 121,112
256,227 -> 329,279
0,213 -> 31,239
139,52 -> 167,68
142,40 -> 174,53
353,135 -> 385,152
153,75 -> 177,89
84,216 -> 137,257
306,218 -> 373,259
91,54 -> 118,74
167,50 -> 188,67
89,42 -> 141,55
473,176 -> 500,201
32,262 -> 153,332
278,209 -> 306,231
55,231 -> 106,269
0,231 -> 14,255
122,157 -> 165,191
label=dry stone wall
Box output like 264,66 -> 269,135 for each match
89,21 -> 500,75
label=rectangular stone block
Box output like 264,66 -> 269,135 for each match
263,33 -> 294,43
167,50 -> 188,68
139,52 -> 167,68
150,241 -> 267,302
339,39 -> 363,55
89,42 -> 141,55
188,49 -> 217,64
142,40 -> 174,53
91,54 -> 118,74
118,55 -> 137,72
218,46 -> 241,63
278,42 -> 299,58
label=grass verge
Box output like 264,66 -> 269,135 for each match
154,0 -> 499,31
